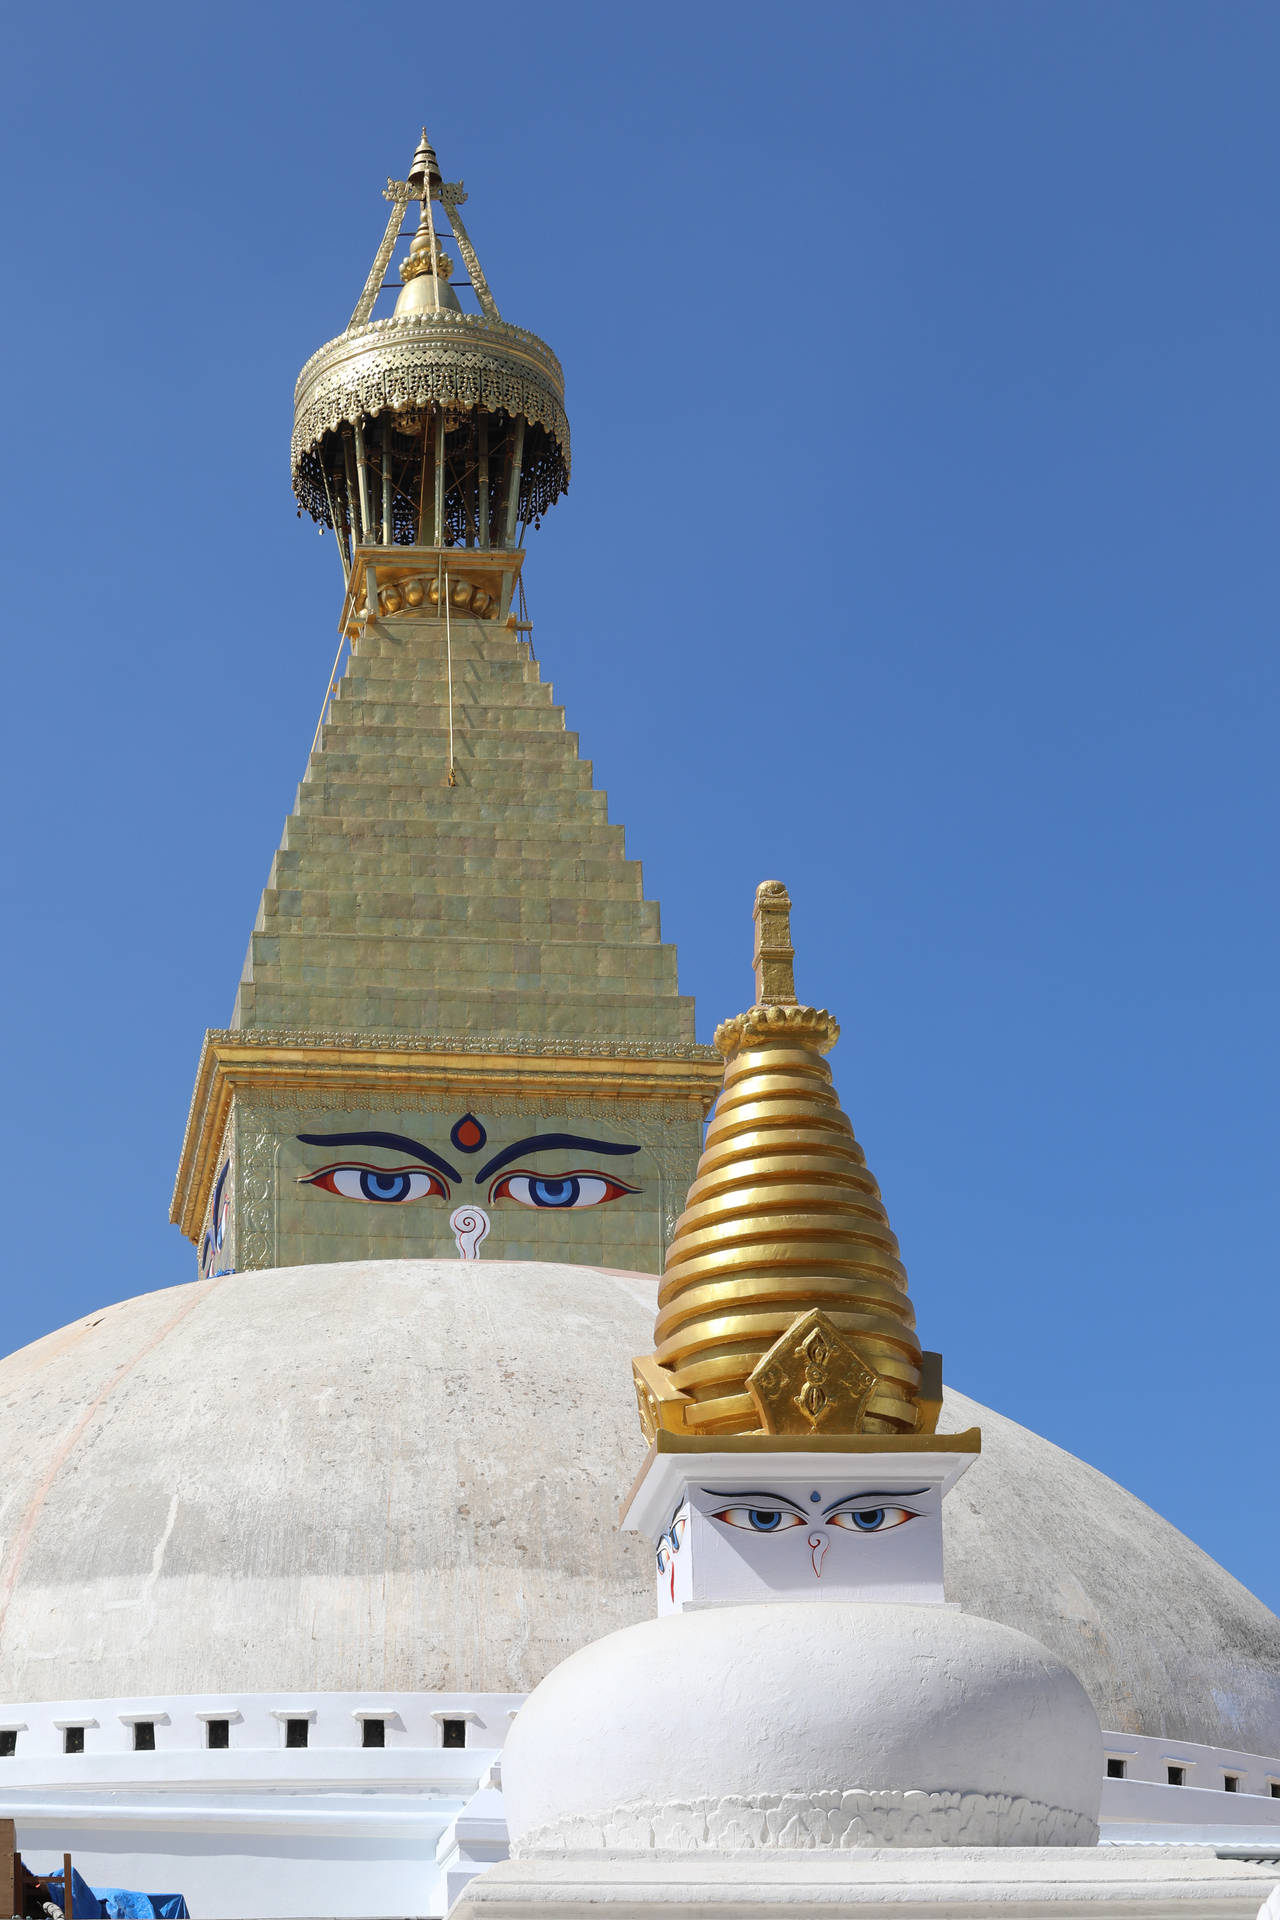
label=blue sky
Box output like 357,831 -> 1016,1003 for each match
2,1 -> 1277,1609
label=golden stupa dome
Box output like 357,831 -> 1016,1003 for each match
633,881 -> 939,1442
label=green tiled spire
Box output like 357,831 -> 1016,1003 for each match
233,616 -> 693,1044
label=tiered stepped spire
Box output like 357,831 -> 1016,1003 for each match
233,618 -> 690,1044
172,130 -> 720,1276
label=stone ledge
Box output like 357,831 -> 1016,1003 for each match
448,1844 -> 1280,1918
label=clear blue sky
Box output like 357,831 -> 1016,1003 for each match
2,2 -> 1277,1610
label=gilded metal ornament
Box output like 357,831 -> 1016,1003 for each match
635,880 -> 935,1440
294,130 -> 569,557
747,1308 -> 880,1434
752,878 -> 798,1005
440,183 -> 501,323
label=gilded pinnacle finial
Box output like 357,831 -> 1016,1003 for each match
631,880 -> 940,1447
407,128 -> 443,199
715,880 -> 838,1057
752,879 -> 796,1006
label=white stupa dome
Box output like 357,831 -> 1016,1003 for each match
501,1602 -> 1103,1851
0,1257 -> 1277,1758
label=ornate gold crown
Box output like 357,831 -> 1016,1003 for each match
633,881 -> 940,1444
400,239 -> 455,283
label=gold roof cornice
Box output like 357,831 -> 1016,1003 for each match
171,1027 -> 723,1245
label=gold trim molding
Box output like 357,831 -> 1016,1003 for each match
171,1028 -> 723,1245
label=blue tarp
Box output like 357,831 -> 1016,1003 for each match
46,1869 -> 189,1919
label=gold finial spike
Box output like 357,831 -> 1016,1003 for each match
753,878 -> 797,1006
407,128 -> 443,199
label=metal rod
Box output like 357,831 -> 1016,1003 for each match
342,432 -> 360,556
310,627 -> 351,761
444,566 -> 457,785
381,417 -> 393,545
417,415 -> 431,544
477,415 -> 490,550
433,413 -> 446,548
353,420 -> 372,544
319,461 -> 350,586
64,1854 -> 72,1918
423,189 -> 442,315
502,417 -> 526,549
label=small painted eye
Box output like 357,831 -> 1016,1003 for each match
711,1507 -> 806,1533
670,1513 -> 687,1550
491,1171 -> 636,1209
827,1506 -> 919,1533
300,1164 -> 448,1203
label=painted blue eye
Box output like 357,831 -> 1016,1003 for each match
711,1506 -> 805,1534
493,1173 -> 633,1209
827,1506 -> 918,1534
531,1177 -> 579,1207
301,1166 -> 448,1203
362,1170 -> 413,1201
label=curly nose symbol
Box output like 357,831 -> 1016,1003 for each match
808,1529 -> 829,1578
450,1206 -> 490,1260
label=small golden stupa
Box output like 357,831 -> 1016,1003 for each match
633,881 -> 941,1442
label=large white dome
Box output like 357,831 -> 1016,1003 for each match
0,1258 -> 1276,1754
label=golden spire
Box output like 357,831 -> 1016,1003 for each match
395,128 -> 458,315
633,881 -> 933,1443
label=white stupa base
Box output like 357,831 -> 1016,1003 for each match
447,1845 -> 1280,1918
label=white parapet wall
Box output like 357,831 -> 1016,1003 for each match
1097,1729 -> 1280,1845
1,1696 -> 1277,1916
0,1692 -> 521,1919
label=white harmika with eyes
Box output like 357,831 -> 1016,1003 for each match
625,1446 -> 978,1614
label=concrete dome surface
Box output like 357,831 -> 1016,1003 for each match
0,1258 -> 1276,1755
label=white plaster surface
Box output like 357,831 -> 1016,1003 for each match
502,1603 -> 1103,1852
0,1261 -> 1278,1755
627,1450 -> 971,1613
447,1845 -> 1280,1918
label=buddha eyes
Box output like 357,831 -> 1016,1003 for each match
489,1172 -> 636,1209
299,1165 -> 448,1203
710,1505 -> 920,1534
298,1164 -> 637,1208
711,1507 -> 807,1533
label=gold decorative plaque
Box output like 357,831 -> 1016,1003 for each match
747,1308 -> 880,1435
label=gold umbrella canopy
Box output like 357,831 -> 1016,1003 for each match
290,129 -> 570,552
634,882 -> 937,1442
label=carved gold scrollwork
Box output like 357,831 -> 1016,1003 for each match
234,1107 -> 278,1272
747,1309 -> 880,1436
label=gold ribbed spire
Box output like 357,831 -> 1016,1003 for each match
633,881 -> 938,1443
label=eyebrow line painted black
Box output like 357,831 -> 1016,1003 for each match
822,1488 -> 930,1514
297,1131 -> 462,1183
474,1133 -> 642,1183
700,1489 -> 806,1509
